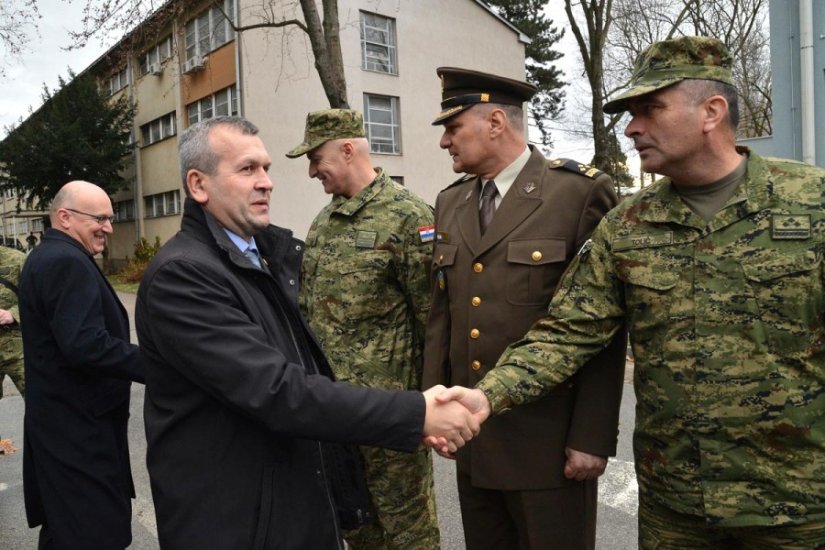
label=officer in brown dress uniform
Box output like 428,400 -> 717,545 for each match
422,67 -> 627,550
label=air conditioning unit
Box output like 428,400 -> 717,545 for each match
183,56 -> 206,74
148,62 -> 163,76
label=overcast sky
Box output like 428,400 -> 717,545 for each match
0,0 -> 114,136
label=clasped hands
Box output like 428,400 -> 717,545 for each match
420,385 -> 491,459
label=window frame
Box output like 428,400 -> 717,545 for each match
187,85 -> 239,125
140,112 -> 177,147
184,0 -> 235,63
139,36 -> 173,76
360,11 -> 398,75
363,93 -> 402,155
144,190 -> 181,219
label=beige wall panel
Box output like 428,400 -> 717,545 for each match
143,215 -> 182,245
109,222 -> 140,261
140,139 -> 182,195
133,66 -> 179,124
181,41 -> 237,109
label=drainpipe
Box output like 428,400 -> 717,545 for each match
800,0 -> 815,165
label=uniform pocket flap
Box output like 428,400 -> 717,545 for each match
506,238 -> 566,266
618,264 -> 679,291
743,250 -> 821,282
433,244 -> 457,267
337,251 -> 391,274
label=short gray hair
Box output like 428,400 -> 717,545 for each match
472,102 -> 524,132
179,116 -> 260,195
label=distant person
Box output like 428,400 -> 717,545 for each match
136,116 -> 479,549
19,180 -> 143,549
423,67 -> 626,549
435,36 -> 825,548
26,232 -> 37,252
0,245 -> 27,399
287,109 -> 440,549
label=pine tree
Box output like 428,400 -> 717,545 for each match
487,0 -> 566,150
0,70 -> 136,209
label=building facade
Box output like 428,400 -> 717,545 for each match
741,0 -> 824,167
2,0 -> 528,265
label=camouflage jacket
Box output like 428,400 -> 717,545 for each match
478,149 -> 825,527
300,170 -> 434,391
0,245 -> 26,335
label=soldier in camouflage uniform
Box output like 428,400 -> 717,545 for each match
433,37 -> 825,547
0,245 -> 26,399
287,109 -> 440,549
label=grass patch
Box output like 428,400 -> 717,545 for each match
107,276 -> 140,294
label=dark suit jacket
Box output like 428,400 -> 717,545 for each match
423,147 -> 627,490
138,199 -> 424,549
19,228 -> 142,549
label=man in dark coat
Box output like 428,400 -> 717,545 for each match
423,67 -> 627,549
19,180 -> 144,549
137,116 -> 480,549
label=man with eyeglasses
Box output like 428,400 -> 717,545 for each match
18,180 -> 143,549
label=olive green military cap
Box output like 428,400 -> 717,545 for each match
603,36 -> 734,114
286,109 -> 366,158
432,67 -> 536,125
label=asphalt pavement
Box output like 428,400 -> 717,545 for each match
0,292 -> 638,548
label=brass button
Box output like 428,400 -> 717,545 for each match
532,251 -> 542,262
471,360 -> 481,371
473,262 -> 484,273
438,254 -> 444,262
471,297 -> 481,307
470,328 -> 480,339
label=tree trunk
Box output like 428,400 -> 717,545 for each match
299,0 -> 348,108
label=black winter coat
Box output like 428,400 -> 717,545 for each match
137,199 -> 424,549
20,228 -> 143,549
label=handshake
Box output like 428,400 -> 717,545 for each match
420,385 -> 491,459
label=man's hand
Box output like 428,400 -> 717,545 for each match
422,385 -> 481,456
422,386 -> 491,458
563,447 -> 607,481
0,308 -> 14,325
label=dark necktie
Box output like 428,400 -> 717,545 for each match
479,180 -> 497,235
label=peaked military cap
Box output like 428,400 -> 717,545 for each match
432,67 -> 536,125
286,109 -> 366,158
603,36 -> 734,114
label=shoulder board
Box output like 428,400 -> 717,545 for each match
442,173 -> 476,192
549,158 -> 604,179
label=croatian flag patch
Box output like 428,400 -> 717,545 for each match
418,224 -> 435,243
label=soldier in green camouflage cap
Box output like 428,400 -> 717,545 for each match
285,109 -> 366,158
603,35 -> 734,114
0,245 -> 26,400
287,109 -> 440,549
430,36 -> 825,548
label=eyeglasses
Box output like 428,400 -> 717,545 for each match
64,208 -> 116,225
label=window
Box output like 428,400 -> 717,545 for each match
184,0 -> 235,63
144,190 -> 181,218
108,67 -> 129,95
32,218 -> 44,232
113,199 -> 136,223
139,36 -> 173,76
141,112 -> 177,146
360,12 -> 397,74
363,94 -> 401,154
187,85 -> 239,125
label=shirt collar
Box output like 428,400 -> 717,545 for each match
483,146 -> 531,199
223,228 -> 258,254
